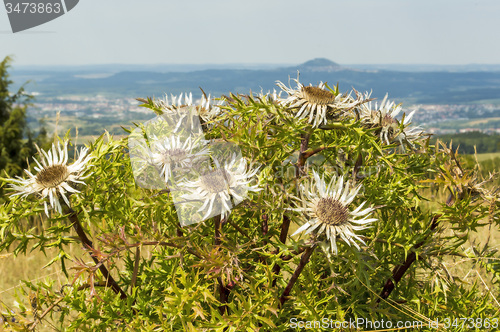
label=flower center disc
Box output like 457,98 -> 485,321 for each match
36,165 -> 70,188
200,169 -> 231,194
196,105 -> 208,116
302,86 -> 336,105
381,114 -> 398,127
162,148 -> 187,164
315,197 -> 349,226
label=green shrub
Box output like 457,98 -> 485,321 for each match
1,80 -> 499,331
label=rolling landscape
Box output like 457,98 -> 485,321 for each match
9,58 -> 500,153
12,58 -> 500,103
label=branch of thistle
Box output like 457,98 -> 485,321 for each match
377,188 -> 458,303
274,129 -> 314,285
302,146 -> 334,160
214,215 -> 222,246
131,246 -> 141,291
295,128 -> 313,177
352,153 -> 364,180
213,215 -> 230,315
279,244 -> 316,307
377,213 -> 442,303
67,208 -> 128,300
28,296 -> 65,331
272,215 -> 291,286
29,281 -> 114,331
261,212 -> 269,237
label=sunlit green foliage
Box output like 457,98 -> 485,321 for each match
0,56 -> 34,179
0,56 -> 49,200
1,82 -> 499,331
433,132 -> 500,154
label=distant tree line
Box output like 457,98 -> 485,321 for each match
0,56 -> 49,197
460,154 -> 500,187
433,131 -> 500,154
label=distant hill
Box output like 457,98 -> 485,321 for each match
11,58 -> 500,104
295,58 -> 344,72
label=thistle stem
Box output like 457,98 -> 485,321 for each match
279,244 -> 316,307
377,213 -> 441,303
261,212 -> 269,237
214,215 -> 221,246
131,246 -> 141,291
213,215 -> 230,315
378,191 -> 456,303
274,128 -> 314,285
295,128 -> 313,178
272,215 -> 291,286
67,208 -> 128,299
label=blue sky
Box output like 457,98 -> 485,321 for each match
1,0 -> 499,66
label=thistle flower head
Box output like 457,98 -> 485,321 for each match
153,92 -> 194,112
276,79 -> 366,127
291,171 -> 376,254
258,89 -> 283,103
359,94 -> 422,146
198,93 -> 225,124
179,154 -> 261,221
150,135 -> 209,182
153,92 -> 223,131
8,140 -> 93,216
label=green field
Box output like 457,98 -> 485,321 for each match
469,117 -> 500,125
475,151 -> 500,161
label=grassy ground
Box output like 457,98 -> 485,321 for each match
0,220 -> 152,331
475,151 -> 500,162
0,242 -> 84,331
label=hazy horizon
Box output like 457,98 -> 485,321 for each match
8,60 -> 500,74
2,0 -> 500,66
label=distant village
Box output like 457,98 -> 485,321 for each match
27,94 -> 500,136
412,103 -> 500,134
29,95 -> 148,120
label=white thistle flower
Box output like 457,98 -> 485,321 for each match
179,155 -> 261,220
276,79 -> 362,128
8,141 -> 93,216
154,92 -> 197,132
150,135 -> 209,182
153,92 -> 223,130
291,171 -> 376,254
199,93 -> 224,124
359,94 -> 422,146
258,89 -> 283,103
153,92 -> 194,111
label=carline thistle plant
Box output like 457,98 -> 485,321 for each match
276,78 -> 368,128
359,93 -> 423,147
152,91 -> 224,130
7,140 -> 93,216
1,76 -> 499,331
291,170 -> 377,255
179,154 -> 261,221
150,134 -> 209,182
